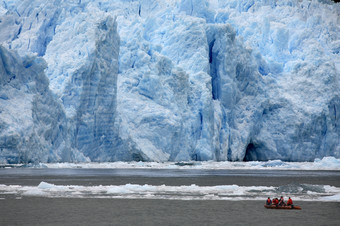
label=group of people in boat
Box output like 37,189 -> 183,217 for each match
266,196 -> 293,207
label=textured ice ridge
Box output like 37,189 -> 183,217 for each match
0,0 -> 339,163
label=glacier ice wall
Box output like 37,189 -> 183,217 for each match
44,11 -> 121,161
0,46 -> 88,163
0,0 -> 339,163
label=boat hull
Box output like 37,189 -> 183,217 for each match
264,205 -> 301,210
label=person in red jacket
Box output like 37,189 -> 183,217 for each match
287,197 -> 293,206
272,198 -> 279,206
266,197 -> 272,205
279,196 -> 286,206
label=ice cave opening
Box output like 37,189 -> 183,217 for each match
243,142 -> 260,162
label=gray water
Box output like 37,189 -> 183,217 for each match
1,168 -> 339,186
0,169 -> 339,225
1,197 -> 340,226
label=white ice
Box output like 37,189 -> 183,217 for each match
0,181 -> 339,201
44,157 -> 340,170
0,0 -> 339,163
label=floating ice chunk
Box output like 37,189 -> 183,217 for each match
313,157 -> 340,169
38,181 -> 55,189
43,158 -> 340,170
261,160 -> 287,167
320,194 -> 340,202
1,182 -> 339,201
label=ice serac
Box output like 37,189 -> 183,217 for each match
231,0 -> 340,161
0,0 -> 339,163
206,23 -> 267,161
0,0 -> 63,57
45,11 -> 120,161
0,46 -> 87,163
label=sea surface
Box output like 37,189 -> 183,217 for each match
0,168 -> 339,225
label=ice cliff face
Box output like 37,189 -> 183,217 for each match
0,0 -> 339,163
0,46 -> 88,163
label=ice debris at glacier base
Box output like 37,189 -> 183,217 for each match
0,0 -> 339,163
42,156 -> 340,171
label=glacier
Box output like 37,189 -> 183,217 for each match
0,0 -> 339,163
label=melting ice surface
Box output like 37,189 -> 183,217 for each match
0,0 -> 340,163
0,181 -> 339,201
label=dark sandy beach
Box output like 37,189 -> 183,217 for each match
1,197 -> 339,226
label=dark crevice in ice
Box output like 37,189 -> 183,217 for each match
208,38 -> 220,100
243,142 -> 258,161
